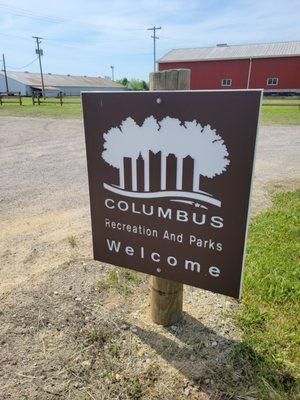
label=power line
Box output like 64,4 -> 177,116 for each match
0,3 -> 66,23
0,32 -> 32,41
7,56 -> 39,70
0,3 -> 145,32
0,31 -> 155,56
147,26 -> 161,72
0,31 -> 145,47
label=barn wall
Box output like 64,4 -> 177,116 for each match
249,57 -> 300,89
159,60 -> 249,89
159,56 -> 300,91
0,75 -> 27,95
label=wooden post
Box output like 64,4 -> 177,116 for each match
18,92 -> 22,106
59,91 -> 63,106
149,68 -> 190,326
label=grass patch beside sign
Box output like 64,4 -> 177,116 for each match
260,104 -> 300,125
233,190 -> 300,398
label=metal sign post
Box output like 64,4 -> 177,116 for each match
82,78 -> 262,326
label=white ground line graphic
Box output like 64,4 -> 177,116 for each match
103,183 -> 221,207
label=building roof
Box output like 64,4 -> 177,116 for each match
0,71 -> 122,88
159,40 -> 300,63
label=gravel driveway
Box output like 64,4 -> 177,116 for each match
0,117 -> 299,293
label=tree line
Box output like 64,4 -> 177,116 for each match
117,78 -> 149,91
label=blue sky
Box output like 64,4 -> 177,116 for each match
1,0 -> 300,81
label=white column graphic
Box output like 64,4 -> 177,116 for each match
161,153 -> 167,190
193,160 -> 199,192
144,151 -> 150,191
176,157 -> 183,190
119,163 -> 125,188
131,158 -> 137,191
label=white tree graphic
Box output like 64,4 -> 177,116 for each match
134,116 -> 160,191
183,120 -> 230,191
102,116 -> 230,194
103,117 -> 158,189
157,117 -> 190,190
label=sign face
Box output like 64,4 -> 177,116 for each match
82,90 -> 262,298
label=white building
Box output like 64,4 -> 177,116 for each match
0,71 -> 124,96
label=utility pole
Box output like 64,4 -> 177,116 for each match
2,54 -> 9,93
110,65 -> 114,81
147,26 -> 161,72
32,36 -> 45,98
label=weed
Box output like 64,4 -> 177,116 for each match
124,376 -> 143,399
99,267 -> 144,296
119,268 -> 144,285
107,270 -> 118,285
193,341 -> 205,354
107,339 -> 120,357
68,235 -> 77,248
121,281 -> 133,295
106,370 -> 116,381
85,328 -> 108,345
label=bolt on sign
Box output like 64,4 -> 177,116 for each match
82,90 -> 262,298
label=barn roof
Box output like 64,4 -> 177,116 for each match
0,71 -> 123,88
159,40 -> 300,63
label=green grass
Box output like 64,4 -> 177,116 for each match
99,267 -> 144,295
263,98 -> 300,105
68,235 -> 77,248
233,190 -> 300,399
1,96 -> 299,125
0,96 -> 82,119
261,104 -> 300,125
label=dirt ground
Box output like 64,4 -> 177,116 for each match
0,117 -> 299,399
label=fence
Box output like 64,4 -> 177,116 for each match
1,92 -> 300,109
0,92 -> 22,106
32,91 -> 80,106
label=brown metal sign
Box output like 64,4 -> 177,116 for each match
82,90 -> 262,298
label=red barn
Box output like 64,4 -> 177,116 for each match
158,41 -> 300,95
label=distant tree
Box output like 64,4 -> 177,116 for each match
128,79 -> 149,91
141,80 -> 149,90
117,77 -> 128,87
117,78 -> 149,91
